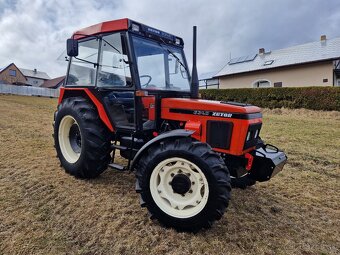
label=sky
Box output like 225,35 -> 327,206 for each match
0,0 -> 340,78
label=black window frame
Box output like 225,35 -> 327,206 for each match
65,32 -> 135,91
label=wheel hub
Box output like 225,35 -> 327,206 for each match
69,123 -> 81,153
171,173 -> 191,195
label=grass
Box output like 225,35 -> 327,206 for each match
0,94 -> 339,255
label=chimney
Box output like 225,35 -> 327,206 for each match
320,35 -> 327,41
33,68 -> 37,74
259,48 -> 265,54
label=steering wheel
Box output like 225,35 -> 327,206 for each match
140,75 -> 152,87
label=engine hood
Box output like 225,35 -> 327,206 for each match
162,98 -> 261,114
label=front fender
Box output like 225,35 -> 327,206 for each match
130,129 -> 194,170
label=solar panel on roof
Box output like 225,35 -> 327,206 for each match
228,54 -> 257,65
228,58 -> 238,64
245,54 -> 257,61
238,56 -> 247,62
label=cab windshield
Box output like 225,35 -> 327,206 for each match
132,36 -> 190,91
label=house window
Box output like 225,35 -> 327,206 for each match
252,79 -> 271,88
274,82 -> 283,87
264,60 -> 274,66
9,69 -> 16,77
323,78 -> 328,83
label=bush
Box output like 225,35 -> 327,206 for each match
200,87 -> 340,111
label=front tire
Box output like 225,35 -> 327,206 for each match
54,97 -> 111,178
136,138 -> 231,232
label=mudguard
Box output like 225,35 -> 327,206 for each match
130,129 -> 194,170
58,87 -> 114,132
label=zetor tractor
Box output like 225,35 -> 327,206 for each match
53,18 -> 287,232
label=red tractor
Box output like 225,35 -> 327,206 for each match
54,18 -> 287,232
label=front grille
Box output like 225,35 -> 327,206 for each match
243,123 -> 262,149
206,121 -> 233,149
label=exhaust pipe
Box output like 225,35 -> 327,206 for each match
190,26 -> 199,99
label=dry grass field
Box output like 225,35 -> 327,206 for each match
0,94 -> 339,255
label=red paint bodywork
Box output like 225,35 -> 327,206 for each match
58,87 -> 114,132
73,18 -> 129,39
162,98 -> 262,155
142,97 -> 262,156
184,120 -> 202,140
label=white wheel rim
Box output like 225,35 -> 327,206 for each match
58,115 -> 81,163
150,157 -> 209,218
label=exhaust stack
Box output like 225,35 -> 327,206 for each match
190,26 -> 199,99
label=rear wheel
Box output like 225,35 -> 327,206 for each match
54,97 -> 111,178
136,138 -> 231,232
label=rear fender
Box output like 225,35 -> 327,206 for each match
130,129 -> 194,170
58,87 -> 114,132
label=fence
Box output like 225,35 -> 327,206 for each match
0,84 -> 59,98
199,78 -> 219,89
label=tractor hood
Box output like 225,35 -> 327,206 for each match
162,98 -> 261,115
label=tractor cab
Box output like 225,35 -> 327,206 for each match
64,18 -> 192,132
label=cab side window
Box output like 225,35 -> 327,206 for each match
97,33 -> 132,87
67,38 -> 99,86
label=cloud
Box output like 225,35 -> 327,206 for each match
0,0 -> 339,78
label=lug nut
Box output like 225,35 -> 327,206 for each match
158,190 -> 161,193
189,190 -> 193,193
181,194 -> 185,197
192,182 -> 195,185
168,182 -> 172,185
186,173 -> 191,177
171,173 -> 175,177
178,169 -> 182,173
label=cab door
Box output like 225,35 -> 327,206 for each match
97,32 -> 136,131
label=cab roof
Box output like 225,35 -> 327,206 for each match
73,18 -> 129,39
72,18 -> 184,46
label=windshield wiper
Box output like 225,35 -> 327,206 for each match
158,38 -> 188,72
102,38 -> 131,65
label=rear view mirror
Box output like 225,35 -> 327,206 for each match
67,39 -> 79,57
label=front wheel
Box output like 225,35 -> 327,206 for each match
136,138 -> 231,232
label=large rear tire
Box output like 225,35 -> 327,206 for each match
135,138 -> 231,232
54,97 -> 111,179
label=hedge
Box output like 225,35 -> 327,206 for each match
200,87 -> 340,111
